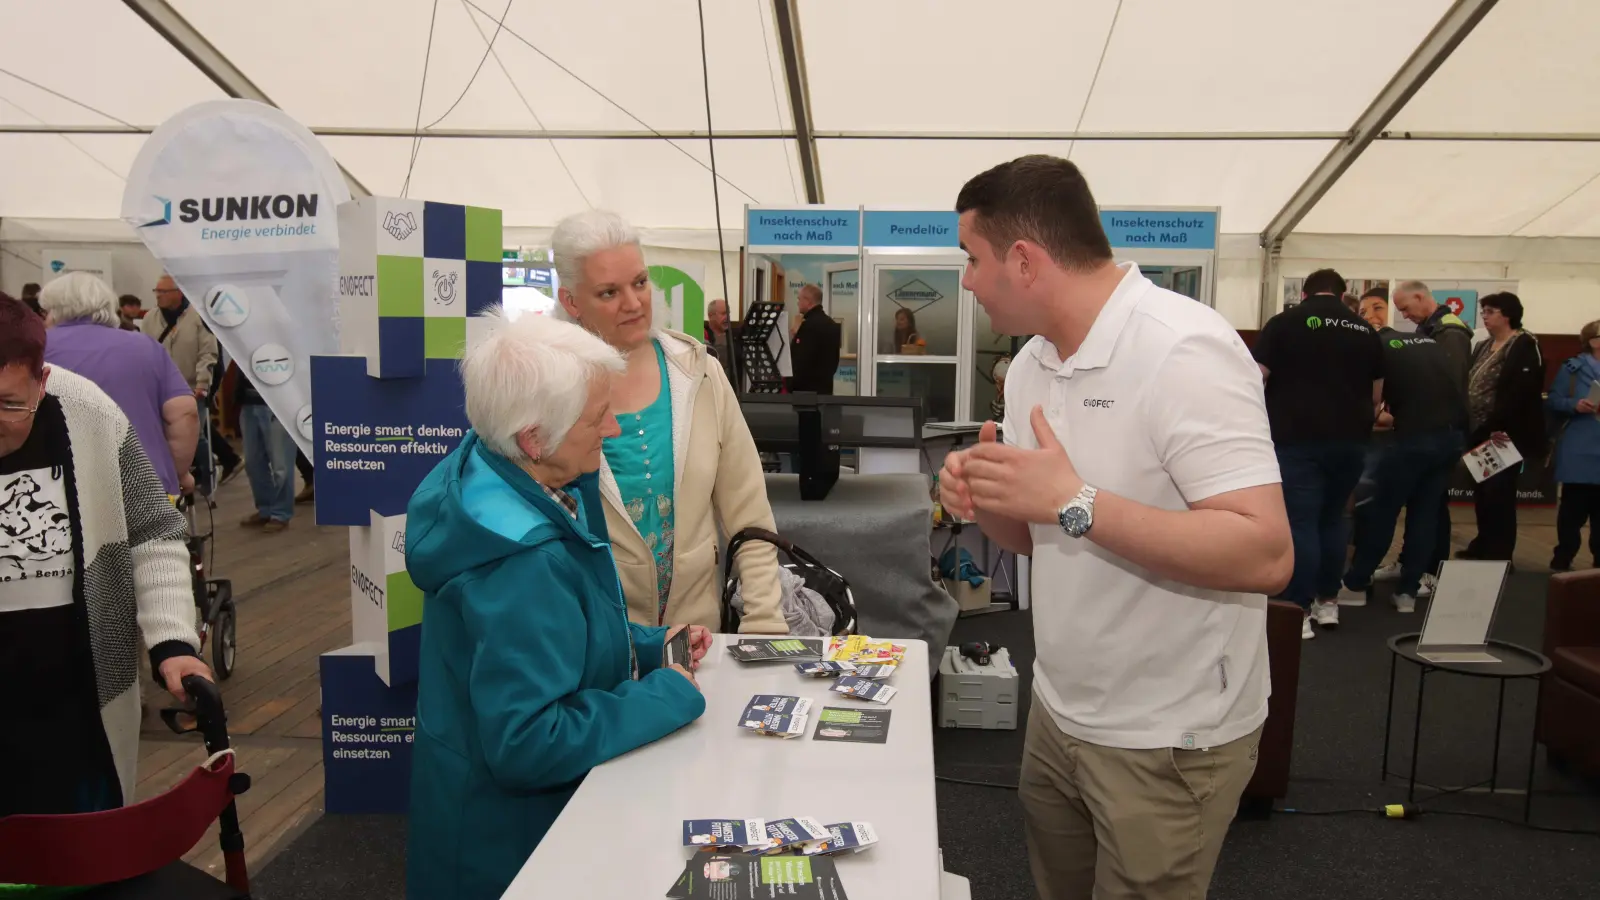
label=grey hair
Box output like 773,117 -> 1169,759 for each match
551,209 -> 641,303
461,306 -> 625,462
1395,279 -> 1432,301
39,272 -> 120,328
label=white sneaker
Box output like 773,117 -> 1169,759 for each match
1337,586 -> 1368,607
1312,600 -> 1340,628
1393,593 -> 1417,614
1302,615 -> 1316,640
1417,574 -> 1436,599
1373,562 -> 1403,582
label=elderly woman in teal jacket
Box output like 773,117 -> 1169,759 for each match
403,309 -> 710,899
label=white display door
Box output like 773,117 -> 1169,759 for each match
823,261 -> 860,395
859,249 -> 973,423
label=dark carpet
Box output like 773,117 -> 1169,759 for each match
253,573 -> 1600,899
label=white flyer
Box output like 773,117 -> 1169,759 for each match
1463,439 -> 1523,484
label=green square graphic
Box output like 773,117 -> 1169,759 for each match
465,206 -> 503,263
759,856 -> 813,885
425,317 -> 467,359
377,255 -> 423,317
387,571 -> 424,632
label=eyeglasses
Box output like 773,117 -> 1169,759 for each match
0,386 -> 41,423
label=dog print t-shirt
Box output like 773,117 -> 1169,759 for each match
0,393 -> 118,816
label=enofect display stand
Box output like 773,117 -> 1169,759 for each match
312,197 -> 502,814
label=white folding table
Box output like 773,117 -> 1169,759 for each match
504,635 -> 943,898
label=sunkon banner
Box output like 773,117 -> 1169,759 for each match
121,99 -> 351,457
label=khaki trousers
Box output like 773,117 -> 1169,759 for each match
1019,696 -> 1262,900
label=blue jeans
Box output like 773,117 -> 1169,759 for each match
1277,441 -> 1367,609
241,404 -> 297,522
1345,429 -> 1464,597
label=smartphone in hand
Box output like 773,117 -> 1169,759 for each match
664,627 -> 692,670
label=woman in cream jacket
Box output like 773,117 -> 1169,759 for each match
552,210 -> 786,634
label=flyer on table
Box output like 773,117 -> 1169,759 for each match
730,638 -> 823,663
683,818 -> 766,849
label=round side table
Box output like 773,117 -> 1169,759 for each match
1382,633 -> 1551,821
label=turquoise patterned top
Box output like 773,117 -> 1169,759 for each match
603,340 -> 676,622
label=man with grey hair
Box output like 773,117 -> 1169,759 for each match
1376,279 -> 1473,591
1393,280 -> 1472,382
40,272 -> 198,497
704,298 -> 739,388
790,283 -> 840,394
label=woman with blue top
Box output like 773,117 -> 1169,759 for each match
403,310 -> 709,900
1547,318 -> 1600,570
551,210 -> 787,634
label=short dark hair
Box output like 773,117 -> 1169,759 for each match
955,155 -> 1112,271
1480,292 -> 1523,329
0,293 -> 47,378
21,282 -> 40,298
1302,268 -> 1346,299
1360,286 -> 1389,302
119,294 -> 143,309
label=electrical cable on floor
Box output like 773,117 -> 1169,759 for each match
1277,805 -> 1600,837
931,774 -> 1600,837
693,0 -> 734,308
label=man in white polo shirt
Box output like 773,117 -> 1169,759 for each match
940,155 -> 1292,900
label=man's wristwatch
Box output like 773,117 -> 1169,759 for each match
1057,485 -> 1097,538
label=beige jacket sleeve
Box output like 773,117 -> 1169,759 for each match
193,321 -> 219,393
705,359 -> 788,634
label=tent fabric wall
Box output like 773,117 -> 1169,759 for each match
3,0 -> 1599,327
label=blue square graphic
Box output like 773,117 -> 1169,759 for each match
466,260 -> 501,316
423,201 -> 466,260
310,356 -> 469,525
377,316 -> 425,379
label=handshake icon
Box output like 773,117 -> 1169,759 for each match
383,211 -> 418,242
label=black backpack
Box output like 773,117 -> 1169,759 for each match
720,528 -> 856,636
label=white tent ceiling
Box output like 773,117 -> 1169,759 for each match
1,0 -> 1596,239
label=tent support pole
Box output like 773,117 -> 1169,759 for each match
770,0 -> 824,203
121,0 -> 371,198
1256,0 -> 1498,325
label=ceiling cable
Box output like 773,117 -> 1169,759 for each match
460,0 -> 759,204
0,67 -> 137,129
424,0 -> 515,129
1066,0 -> 1125,160
0,92 -> 126,183
755,1 -> 801,203
457,0 -> 591,208
695,0 -> 734,309
400,0 -> 443,198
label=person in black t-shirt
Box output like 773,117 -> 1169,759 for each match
1339,327 -> 1468,612
0,294 -> 210,819
1252,269 -> 1384,637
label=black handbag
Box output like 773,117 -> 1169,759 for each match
720,527 -> 856,636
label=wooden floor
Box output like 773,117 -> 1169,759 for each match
130,481 -> 1578,880
136,475 -> 349,880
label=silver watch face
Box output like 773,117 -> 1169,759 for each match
1060,504 -> 1092,537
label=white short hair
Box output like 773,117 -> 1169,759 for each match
39,272 -> 119,328
1396,279 -> 1432,300
550,210 -> 641,324
462,307 -> 625,461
